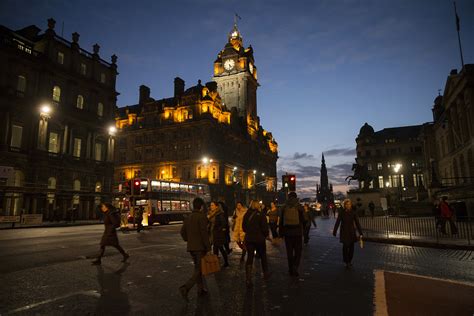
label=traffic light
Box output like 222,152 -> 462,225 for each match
123,180 -> 132,195
132,179 -> 141,196
282,175 -> 289,189
288,175 -> 296,192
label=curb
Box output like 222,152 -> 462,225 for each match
365,236 -> 474,250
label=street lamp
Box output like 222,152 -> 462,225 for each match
393,163 -> 402,214
108,126 -> 117,136
40,104 -> 52,117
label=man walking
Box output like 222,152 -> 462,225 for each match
179,197 -> 211,301
439,196 -> 458,235
279,192 -> 306,277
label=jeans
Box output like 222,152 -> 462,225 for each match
183,251 -> 207,291
269,222 -> 279,238
245,241 -> 268,272
284,235 -> 302,273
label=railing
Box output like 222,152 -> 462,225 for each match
359,216 -> 473,246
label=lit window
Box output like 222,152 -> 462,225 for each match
100,73 -> 106,83
48,132 -> 60,153
80,63 -> 87,75
17,75 -> 26,93
57,52 -> 64,64
377,163 -> 382,170
97,102 -> 103,117
73,180 -> 80,204
367,163 -> 372,171
10,125 -> 23,148
76,95 -> 84,109
400,174 -> 405,187
73,138 -> 81,158
413,174 -> 424,187
52,86 -> 61,102
95,143 -> 102,161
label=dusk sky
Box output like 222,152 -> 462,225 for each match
2,0 -> 473,197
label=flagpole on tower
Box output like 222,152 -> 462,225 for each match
453,1 -> 465,69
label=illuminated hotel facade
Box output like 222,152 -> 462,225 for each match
114,24 -> 278,206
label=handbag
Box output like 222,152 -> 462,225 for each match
359,236 -> 364,249
201,254 -> 221,276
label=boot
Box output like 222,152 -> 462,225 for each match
245,265 -> 253,288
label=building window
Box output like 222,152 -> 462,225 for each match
48,132 -> 60,153
367,163 -> 372,171
413,174 -> 424,187
73,179 -> 81,205
377,163 -> 382,170
80,63 -> 87,75
10,125 -> 23,148
52,86 -> 61,102
100,73 -> 106,83
76,95 -> 84,109
400,174 -> 405,187
57,52 -> 64,64
212,167 -> 216,179
197,166 -> 201,178
73,138 -> 82,158
95,143 -> 102,161
17,75 -> 26,93
97,102 -> 104,117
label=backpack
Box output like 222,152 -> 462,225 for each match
283,205 -> 300,226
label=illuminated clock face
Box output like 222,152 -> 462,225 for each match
249,63 -> 254,74
224,59 -> 235,71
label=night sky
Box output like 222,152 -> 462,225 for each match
2,0 -> 473,197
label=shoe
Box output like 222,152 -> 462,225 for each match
91,259 -> 101,265
179,286 -> 189,301
122,253 -> 130,262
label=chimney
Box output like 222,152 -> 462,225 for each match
139,85 -> 150,104
174,77 -> 185,97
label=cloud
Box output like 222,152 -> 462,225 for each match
292,152 -> 314,160
324,148 -> 356,156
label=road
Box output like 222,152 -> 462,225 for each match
0,218 -> 473,315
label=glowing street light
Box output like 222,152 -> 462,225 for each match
261,172 -> 265,177
253,170 -> 257,174
233,166 -> 238,171
393,163 -> 402,173
202,157 -> 209,164
108,126 -> 117,136
40,104 -> 51,117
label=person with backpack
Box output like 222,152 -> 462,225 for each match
92,203 -> 129,265
279,192 -> 306,277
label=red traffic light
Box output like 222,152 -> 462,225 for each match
290,176 -> 295,181
134,180 -> 140,186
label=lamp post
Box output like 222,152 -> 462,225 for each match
393,163 -> 402,215
38,104 -> 52,150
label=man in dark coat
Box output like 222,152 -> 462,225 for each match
92,203 -> 129,265
179,197 -> 211,301
218,201 -> 232,254
279,192 -> 306,277
333,199 -> 363,268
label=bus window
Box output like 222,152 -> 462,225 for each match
172,200 -> 181,211
170,183 -> 180,192
181,201 -> 190,211
162,200 -> 171,211
180,184 -> 189,193
161,182 -> 170,192
151,180 -> 160,192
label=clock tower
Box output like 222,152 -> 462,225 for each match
212,23 -> 258,120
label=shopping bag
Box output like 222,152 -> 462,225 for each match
201,254 -> 221,276
359,236 -> 364,249
271,237 -> 283,246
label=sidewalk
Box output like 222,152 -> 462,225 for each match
0,219 -> 103,229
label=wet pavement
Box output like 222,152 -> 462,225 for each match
0,218 -> 473,315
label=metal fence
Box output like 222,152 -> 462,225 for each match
359,216 -> 473,246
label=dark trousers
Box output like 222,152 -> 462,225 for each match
136,216 -> 143,232
284,235 -> 302,272
269,222 -> 279,238
342,242 -> 355,263
440,217 -> 458,234
245,241 -> 268,272
303,224 -> 311,243
97,244 -> 126,259
183,251 -> 206,291
213,245 -> 228,264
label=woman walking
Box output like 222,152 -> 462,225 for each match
92,203 -> 129,265
232,201 -> 248,263
332,199 -> 363,269
267,201 -> 279,239
242,200 -> 271,288
208,201 -> 229,267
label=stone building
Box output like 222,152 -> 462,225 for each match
114,24 -> 278,206
355,123 -> 427,204
0,19 -> 118,219
423,65 -> 474,214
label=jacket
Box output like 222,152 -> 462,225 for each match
439,201 -> 454,218
180,210 -> 211,252
333,209 -> 363,244
279,197 -> 306,236
267,208 -> 279,223
100,210 -> 121,246
208,210 -> 227,247
242,208 -> 269,243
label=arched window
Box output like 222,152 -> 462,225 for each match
73,179 -> 81,205
97,102 -> 104,117
95,181 -> 102,206
95,182 -> 102,192
76,95 -> 84,109
52,86 -> 61,102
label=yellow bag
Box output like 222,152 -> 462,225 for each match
201,254 -> 221,276
359,236 -> 364,249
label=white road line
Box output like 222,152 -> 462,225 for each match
6,290 -> 100,314
374,270 -> 388,316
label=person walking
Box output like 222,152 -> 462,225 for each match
332,199 -> 363,269
267,201 -> 279,239
279,192 -> 306,277
179,197 -> 211,300
242,200 -> 271,288
208,201 -> 229,267
92,203 -> 129,265
218,201 -> 232,255
439,196 -> 458,235
368,201 -> 375,218
135,206 -> 144,233
303,204 -> 312,244
232,201 -> 248,263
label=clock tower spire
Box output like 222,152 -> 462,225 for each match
212,20 -> 258,120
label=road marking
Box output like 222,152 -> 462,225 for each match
6,290 -> 100,314
374,270 -> 388,316
381,270 -> 474,287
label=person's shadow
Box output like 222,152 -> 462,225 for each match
95,263 -> 131,315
